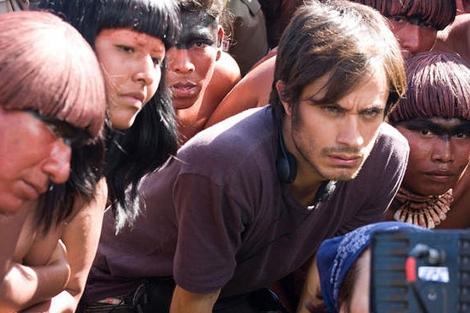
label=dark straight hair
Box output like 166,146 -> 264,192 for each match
350,0 -> 456,30
270,0 -> 406,125
38,0 -> 181,228
389,51 -> 470,124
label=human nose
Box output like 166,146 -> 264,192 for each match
336,115 -> 364,148
133,54 -> 156,86
42,139 -> 71,184
167,48 -> 195,74
431,138 -> 454,164
399,25 -> 434,55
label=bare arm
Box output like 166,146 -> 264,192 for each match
170,285 -> 220,313
203,55 -> 275,128
22,178 -> 108,313
203,51 -> 241,111
0,207 -> 28,281
434,15 -> 470,65
0,241 -> 70,313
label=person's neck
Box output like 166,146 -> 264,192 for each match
281,122 -> 324,206
391,186 -> 454,229
288,174 -> 323,207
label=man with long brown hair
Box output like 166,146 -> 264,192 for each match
205,0 -> 457,128
83,1 -> 409,312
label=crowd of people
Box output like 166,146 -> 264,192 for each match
0,0 -> 469,312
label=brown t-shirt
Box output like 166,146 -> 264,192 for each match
84,106 -> 409,301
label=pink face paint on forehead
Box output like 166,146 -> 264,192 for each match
99,28 -> 166,53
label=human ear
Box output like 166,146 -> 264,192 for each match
216,26 -> 224,61
275,80 -> 292,116
339,303 -> 349,313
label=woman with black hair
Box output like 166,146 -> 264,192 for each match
38,0 -> 180,227
3,0 -> 181,311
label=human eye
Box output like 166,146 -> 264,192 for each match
454,132 -> 467,139
30,111 -> 87,146
391,15 -> 407,24
192,38 -> 213,49
409,16 -> 435,29
419,128 -> 434,137
194,41 -> 207,48
42,123 -> 62,141
419,21 -> 434,29
151,56 -> 164,67
361,108 -> 383,120
321,105 -> 343,116
116,45 -> 134,54
451,129 -> 470,139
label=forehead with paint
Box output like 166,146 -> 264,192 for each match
0,11 -> 106,216
389,52 -> 470,125
350,0 -> 456,56
176,8 -> 219,49
389,52 -> 470,196
396,118 -> 470,139
350,0 -> 456,30
37,0 -> 180,49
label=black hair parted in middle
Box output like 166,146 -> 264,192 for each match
38,0 -> 180,49
38,0 -> 181,228
105,83 -> 178,228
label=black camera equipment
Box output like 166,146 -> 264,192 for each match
371,229 -> 470,313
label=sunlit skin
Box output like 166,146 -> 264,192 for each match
0,108 -> 71,215
278,61 -> 389,202
166,10 -> 225,142
395,118 -> 470,196
204,55 -> 274,128
457,0 -> 470,12
167,10 -> 222,111
387,17 -> 437,58
340,250 -> 370,313
434,14 -> 470,67
94,29 -> 165,129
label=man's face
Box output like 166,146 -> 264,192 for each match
282,63 -> 389,182
166,9 -> 222,110
387,17 -> 437,58
396,118 -> 470,196
0,109 -> 71,215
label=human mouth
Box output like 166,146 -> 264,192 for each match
170,81 -> 198,98
401,49 -> 411,59
120,91 -> 145,108
327,154 -> 362,167
424,170 -> 455,183
19,180 -> 46,200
